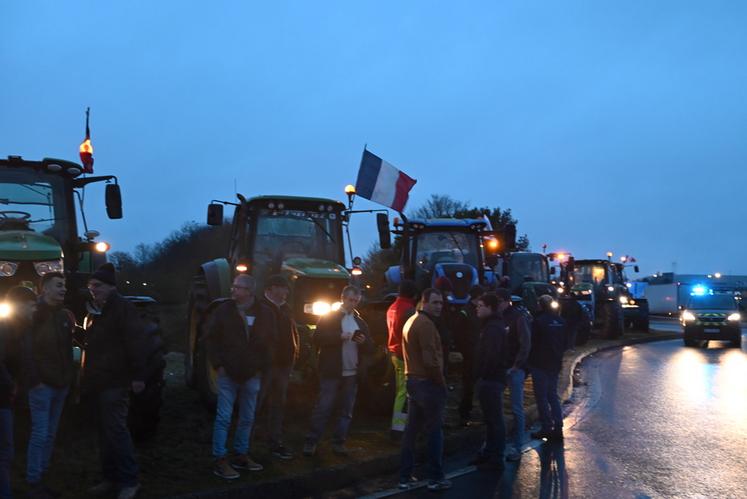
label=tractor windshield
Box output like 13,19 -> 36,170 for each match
0,169 -> 71,241
414,230 -> 479,273
508,253 -> 549,285
252,209 -> 343,270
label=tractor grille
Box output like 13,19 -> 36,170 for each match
437,263 -> 476,301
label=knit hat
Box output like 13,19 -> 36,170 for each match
90,262 -> 116,286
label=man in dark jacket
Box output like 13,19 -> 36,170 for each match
0,286 -> 37,499
24,272 -> 74,497
529,295 -> 567,441
499,288 -> 532,461
257,274 -> 299,460
206,274 -> 275,479
303,286 -> 373,457
83,263 -> 147,499
470,292 -> 509,471
455,285 -> 484,426
386,280 -> 417,437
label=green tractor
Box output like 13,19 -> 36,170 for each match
0,156 -> 121,318
566,258 -> 626,339
186,194 -> 361,406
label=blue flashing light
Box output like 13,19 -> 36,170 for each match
691,285 -> 709,296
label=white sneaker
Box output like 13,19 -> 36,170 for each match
117,483 -> 141,499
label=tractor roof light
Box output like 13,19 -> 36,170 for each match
344,185 -> 356,195
94,241 -> 110,253
351,266 -> 363,276
235,263 -> 249,273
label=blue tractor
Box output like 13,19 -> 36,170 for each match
385,217 -> 496,302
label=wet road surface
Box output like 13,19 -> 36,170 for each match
365,325 -> 747,498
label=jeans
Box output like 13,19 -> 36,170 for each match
530,368 -> 563,432
95,388 -> 138,487
400,378 -> 446,482
257,365 -> 292,447
213,374 -> 261,458
306,376 -> 358,444
477,379 -> 506,461
0,409 -> 12,499
27,384 -> 69,484
390,356 -> 407,432
507,369 -> 527,448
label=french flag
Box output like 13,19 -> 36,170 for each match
355,149 -> 417,212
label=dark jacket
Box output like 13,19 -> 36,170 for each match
0,321 -> 26,408
528,312 -> 567,372
314,309 -> 374,379
475,313 -> 509,383
82,292 -> 148,393
262,297 -> 299,368
25,300 -> 75,389
205,298 -> 275,382
503,305 -> 532,370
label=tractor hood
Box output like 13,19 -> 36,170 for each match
282,258 -> 350,279
0,230 -> 62,261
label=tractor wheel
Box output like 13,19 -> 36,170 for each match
128,322 -> 166,441
185,275 -> 209,388
602,301 -> 624,339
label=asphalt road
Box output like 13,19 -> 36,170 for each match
368,323 -> 747,499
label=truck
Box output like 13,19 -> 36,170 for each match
186,194 -> 386,407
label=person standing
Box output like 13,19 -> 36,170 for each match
529,295 -> 567,441
0,286 -> 38,499
206,274 -> 275,479
498,288 -> 532,461
303,286 -> 373,456
82,263 -> 147,499
399,288 -> 451,492
470,293 -> 509,471
258,275 -> 298,460
455,285 -> 484,426
386,280 -> 418,438
24,273 -> 74,498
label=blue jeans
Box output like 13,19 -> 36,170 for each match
0,409 -> 12,499
507,369 -> 527,447
213,373 -> 261,458
96,388 -> 138,487
530,368 -> 563,432
27,384 -> 69,484
306,376 -> 358,444
400,378 -> 446,482
477,379 -> 506,461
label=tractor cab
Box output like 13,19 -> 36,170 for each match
0,156 -> 121,318
387,218 -> 489,305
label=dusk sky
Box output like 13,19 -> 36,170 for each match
3,1 -> 746,277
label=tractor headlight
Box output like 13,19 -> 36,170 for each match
0,261 -> 18,277
33,260 -> 63,276
682,311 -> 696,322
619,296 -> 628,305
0,302 -> 12,319
728,313 -> 741,322
607,286 -> 615,292
304,301 -> 343,316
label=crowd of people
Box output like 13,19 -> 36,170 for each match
387,281 -> 571,491
0,262 -> 573,498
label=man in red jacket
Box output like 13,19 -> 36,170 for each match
386,280 -> 418,438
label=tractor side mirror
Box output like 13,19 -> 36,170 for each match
207,204 -> 224,226
550,267 -> 556,275
376,213 -> 391,249
634,265 -> 640,273
105,184 -> 123,219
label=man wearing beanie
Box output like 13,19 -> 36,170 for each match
83,263 -> 147,499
